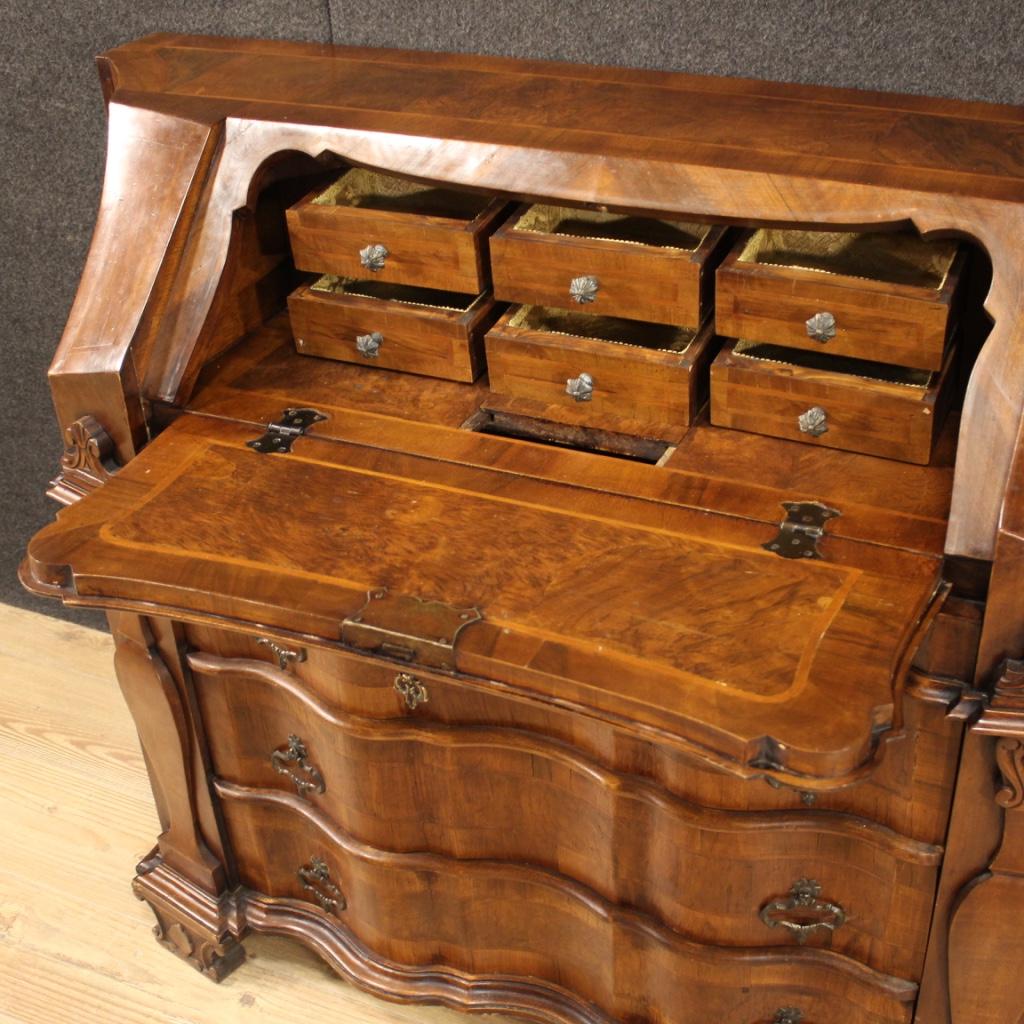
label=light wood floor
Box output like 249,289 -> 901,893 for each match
0,604 -> 515,1024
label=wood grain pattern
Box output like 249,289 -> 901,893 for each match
710,338 -> 956,464
218,783 -> 919,1024
288,280 -> 499,382
0,604 -> 503,1024
191,649 -> 941,978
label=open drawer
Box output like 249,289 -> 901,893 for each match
286,168 -> 510,294
715,229 -> 965,371
23,412 -> 943,782
490,204 -> 729,326
288,276 -> 499,382
484,305 -> 717,442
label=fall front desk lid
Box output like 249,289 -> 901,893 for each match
24,413 -> 942,781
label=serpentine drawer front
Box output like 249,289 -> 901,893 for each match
22,32 -> 1024,1024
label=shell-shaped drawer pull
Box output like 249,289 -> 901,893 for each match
759,878 -> 846,944
798,406 -> 828,437
569,275 -> 600,304
395,672 -> 429,711
297,855 -> 345,914
359,243 -> 389,272
805,311 -> 836,342
566,372 -> 594,402
256,637 -> 306,672
271,734 -> 326,798
356,331 -> 383,359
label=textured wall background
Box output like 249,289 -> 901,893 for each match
2,0 -> 1022,625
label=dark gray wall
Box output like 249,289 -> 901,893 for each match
3,1 -> 1022,626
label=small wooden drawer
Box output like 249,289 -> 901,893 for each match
286,168 -> 510,294
710,338 -> 957,464
288,275 -> 499,382
484,305 -> 717,442
715,229 -> 965,370
490,203 -> 729,326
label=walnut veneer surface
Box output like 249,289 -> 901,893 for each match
19,33 -> 1024,1024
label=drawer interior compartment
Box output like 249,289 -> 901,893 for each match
716,229 -> 965,371
484,306 -> 716,442
711,336 -> 956,464
512,204 -> 715,250
308,274 -> 480,312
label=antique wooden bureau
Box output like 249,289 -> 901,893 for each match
20,33 -> 1024,1024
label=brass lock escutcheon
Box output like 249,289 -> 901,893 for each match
759,878 -> 846,944
395,672 -> 429,710
271,735 -> 326,798
298,855 -> 345,914
359,243 -> 389,271
569,274 -> 599,304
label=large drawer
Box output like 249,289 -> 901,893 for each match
184,624 -> 964,848
192,647 -> 941,980
217,786 -> 918,1024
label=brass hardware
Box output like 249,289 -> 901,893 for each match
772,1011 -> 803,1024
762,501 -> 840,560
256,637 -> 307,672
759,878 -> 846,943
394,672 -> 429,710
805,311 -> 836,342
356,331 -> 383,358
247,408 -> 328,454
761,774 -> 817,806
341,588 -> 484,671
298,856 -> 345,914
569,274 -> 600,304
798,405 -> 828,437
566,373 -> 594,402
359,243 -> 389,271
271,735 -> 326,798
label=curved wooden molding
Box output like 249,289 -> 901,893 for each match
190,649 -> 941,864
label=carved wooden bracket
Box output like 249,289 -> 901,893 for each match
48,414 -> 121,505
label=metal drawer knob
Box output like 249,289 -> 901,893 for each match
356,331 -> 383,358
771,1011 -> 803,1024
798,406 -> 828,437
359,243 -> 389,272
257,637 -> 306,671
395,672 -> 429,710
271,734 -> 326,798
569,275 -> 599,304
566,373 -> 594,402
298,856 -> 345,914
805,311 -> 836,342
759,878 -> 846,944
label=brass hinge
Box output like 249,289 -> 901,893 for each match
341,588 -> 483,671
762,501 -> 840,560
247,408 -> 327,454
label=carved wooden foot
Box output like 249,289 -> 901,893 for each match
133,855 -> 246,982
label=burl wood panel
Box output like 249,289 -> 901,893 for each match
192,652 -> 940,979
70,33 -> 1024,564
288,281 -> 498,382
21,413 -> 943,781
218,787 -> 918,1024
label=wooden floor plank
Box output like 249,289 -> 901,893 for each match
0,604 -> 514,1024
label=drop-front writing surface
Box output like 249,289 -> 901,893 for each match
20,32 -> 1024,1024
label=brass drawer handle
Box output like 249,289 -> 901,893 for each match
569,275 -> 599,304
271,734 -> 326,798
798,406 -> 828,437
359,243 -> 389,272
356,331 -> 383,358
771,1011 -> 803,1024
566,373 -> 594,402
395,672 -> 429,710
298,855 -> 345,914
759,878 -> 846,944
256,637 -> 306,672
805,311 -> 836,342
